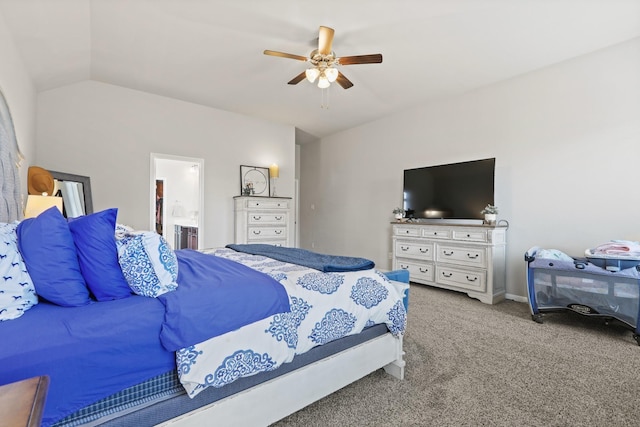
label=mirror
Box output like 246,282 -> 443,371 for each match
49,170 -> 93,217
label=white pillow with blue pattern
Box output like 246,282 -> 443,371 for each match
0,222 -> 38,320
116,231 -> 178,297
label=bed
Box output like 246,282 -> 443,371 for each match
0,208 -> 408,427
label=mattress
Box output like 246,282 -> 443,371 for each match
56,324 -> 390,427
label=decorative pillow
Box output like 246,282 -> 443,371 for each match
17,207 -> 91,307
0,222 -> 38,320
68,208 -> 131,301
116,231 -> 178,297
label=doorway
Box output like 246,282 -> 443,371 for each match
150,153 -> 204,249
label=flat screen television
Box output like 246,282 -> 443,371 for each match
403,158 -> 495,220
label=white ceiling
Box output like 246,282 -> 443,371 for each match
1,0 -> 639,139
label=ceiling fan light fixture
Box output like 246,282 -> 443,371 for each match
305,68 -> 320,83
317,75 -> 330,89
325,67 -> 338,83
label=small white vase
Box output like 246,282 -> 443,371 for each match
484,213 -> 497,224
395,214 -> 403,220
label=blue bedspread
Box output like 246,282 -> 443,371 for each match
0,249 -> 290,426
226,244 -> 375,272
159,250 -> 290,351
0,296 -> 174,427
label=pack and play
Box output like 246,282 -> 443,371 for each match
525,246 -> 640,345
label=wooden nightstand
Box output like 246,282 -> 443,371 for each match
0,376 -> 49,427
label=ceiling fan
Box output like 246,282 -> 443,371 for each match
264,26 -> 382,90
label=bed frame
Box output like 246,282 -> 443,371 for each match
160,332 -> 405,427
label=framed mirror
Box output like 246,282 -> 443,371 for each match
49,170 -> 93,217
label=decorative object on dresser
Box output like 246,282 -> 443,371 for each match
392,222 -> 507,304
234,196 -> 293,246
480,204 -> 498,224
269,163 -> 279,197
393,207 -> 405,221
240,165 -> 270,197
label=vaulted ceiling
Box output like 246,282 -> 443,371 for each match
1,0 -> 639,139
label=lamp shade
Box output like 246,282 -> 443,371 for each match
305,68 -> 320,83
317,76 -> 330,89
24,195 -> 63,218
269,164 -> 279,178
325,67 -> 338,83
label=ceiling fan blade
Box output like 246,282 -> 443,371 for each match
264,50 -> 308,62
318,26 -> 335,55
338,54 -> 383,65
336,72 -> 354,89
287,71 -> 307,85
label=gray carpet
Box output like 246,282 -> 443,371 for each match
273,284 -> 640,426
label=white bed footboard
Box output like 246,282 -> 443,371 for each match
159,332 -> 404,427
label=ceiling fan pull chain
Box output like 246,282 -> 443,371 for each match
321,87 -> 330,109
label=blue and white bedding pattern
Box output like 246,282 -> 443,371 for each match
176,247 -> 407,397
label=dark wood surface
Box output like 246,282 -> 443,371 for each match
0,376 -> 49,427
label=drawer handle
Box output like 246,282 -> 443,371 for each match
275,216 -> 283,220
400,246 -> 409,251
405,230 -> 410,234
442,272 -> 452,278
466,276 -> 478,282
252,230 -> 261,235
419,267 -> 429,273
253,215 -> 261,220
400,265 -> 409,270
419,248 -> 429,253
275,230 -> 282,235
466,234 -> 471,237
467,253 -> 479,259
443,250 -> 454,256
433,232 -> 438,236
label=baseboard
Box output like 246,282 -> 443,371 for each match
505,293 -> 528,303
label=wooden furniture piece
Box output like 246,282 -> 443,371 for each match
233,196 -> 293,246
392,221 -> 507,304
0,376 -> 49,427
174,225 -> 198,249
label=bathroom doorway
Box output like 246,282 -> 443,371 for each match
150,153 -> 204,249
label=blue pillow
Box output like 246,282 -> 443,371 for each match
17,207 -> 91,307
68,208 -> 131,301
0,221 -> 38,320
116,231 -> 178,297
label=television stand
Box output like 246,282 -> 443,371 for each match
391,222 -> 507,304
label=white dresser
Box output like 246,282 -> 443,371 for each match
392,222 -> 507,304
233,196 -> 293,246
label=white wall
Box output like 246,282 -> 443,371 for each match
0,10 -> 37,201
299,37 -> 640,299
37,80 -> 295,247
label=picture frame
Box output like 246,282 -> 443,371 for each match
240,165 -> 270,197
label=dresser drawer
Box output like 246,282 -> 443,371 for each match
394,226 -> 420,237
395,241 -> 433,261
421,228 -> 451,239
436,266 -> 486,292
247,227 -> 286,239
436,244 -> 486,267
452,229 -> 487,242
248,213 -> 287,225
247,200 -> 289,209
395,260 -> 434,282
